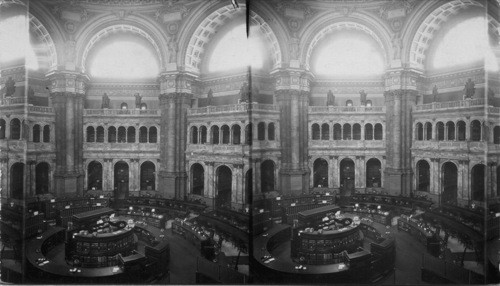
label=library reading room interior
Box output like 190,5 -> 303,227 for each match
1,0 -> 500,284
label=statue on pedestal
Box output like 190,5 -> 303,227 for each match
359,90 -> 367,106
101,93 -> 110,109
207,89 -> 213,106
239,82 -> 250,103
134,93 -> 142,109
463,78 -> 475,99
4,76 -> 16,97
326,90 -> 335,106
432,85 -> 438,102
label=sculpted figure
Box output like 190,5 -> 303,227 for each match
359,90 -> 367,106
239,82 -> 250,103
464,78 -> 475,99
4,76 -> 16,97
207,89 -> 213,106
432,85 -> 438,102
134,93 -> 142,108
326,90 -> 335,106
101,93 -> 110,109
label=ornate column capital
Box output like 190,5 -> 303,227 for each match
271,68 -> 314,92
158,71 -> 199,95
384,68 -> 423,91
46,70 -> 89,95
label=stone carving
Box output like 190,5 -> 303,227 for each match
239,82 -> 250,103
463,78 -> 475,99
134,93 -> 142,108
167,35 -> 178,63
432,85 -> 438,102
391,34 -> 402,60
101,93 -> 110,109
206,88 -> 213,106
65,40 -> 76,62
4,76 -> 16,97
289,37 -> 299,60
359,90 -> 367,105
326,90 -> 335,106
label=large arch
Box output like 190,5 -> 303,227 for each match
35,162 -> 50,195
441,162 -> 458,205
261,160 -> 275,193
416,160 -> 430,192
10,162 -> 24,200
366,158 -> 381,188
114,161 -> 129,199
88,161 -> 103,191
216,165 -> 232,209
191,163 -> 204,196
140,161 -> 156,191
471,164 -> 486,201
313,158 -> 328,188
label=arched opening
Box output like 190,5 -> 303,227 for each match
261,160 -> 275,193
191,126 -> 198,144
245,169 -> 252,204
139,126 -> 148,143
425,122 -> 432,140
108,126 -> 117,143
257,122 -> 265,140
437,122 -> 445,141
114,161 -> 129,200
340,158 -> 355,195
211,126 -> 220,144
312,124 -> 320,140
268,123 -> 275,141
416,123 -> 423,140
441,162 -> 458,205
43,125 -> 50,142
374,124 -> 383,140
10,118 -> 20,140
365,124 -> 373,140
470,120 -> 481,141
149,127 -> 157,143
96,126 -> 104,142
200,126 -> 207,144
35,162 -> 49,195
232,125 -> 241,144
366,100 -> 372,107
118,126 -> 127,143
494,126 -> 500,144
127,126 -> 135,143
366,158 -> 381,188
221,125 -> 230,144
140,161 -> 155,191
33,124 -> 41,142
245,124 -> 253,145
471,164 -> 485,202
313,158 -> 328,188
353,124 -> 361,140
191,163 -> 204,196
87,161 -> 103,190
457,121 -> 466,141
346,100 -> 353,106
0,119 -> 5,139
11,163 -> 24,199
86,126 -> 95,142
120,102 -> 128,109
140,103 -> 147,110
446,121 -> 455,140
216,165 -> 232,209
343,123 -> 351,140
417,160 -> 430,192
321,123 -> 329,140
333,124 -> 342,140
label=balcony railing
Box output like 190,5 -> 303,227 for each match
84,109 -> 160,116
188,103 -> 279,115
414,98 -> 488,111
412,140 -> 490,151
29,106 -> 54,113
0,97 -> 26,106
308,106 -> 385,113
310,140 -> 385,148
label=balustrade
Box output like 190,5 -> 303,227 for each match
0,97 -> 26,106
309,105 -> 385,113
414,98 -> 488,112
84,109 -> 160,116
188,103 -> 279,115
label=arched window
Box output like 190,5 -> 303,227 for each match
471,164 -> 485,202
232,125 -> 241,144
10,118 -> 21,140
470,120 -> 481,141
149,127 -> 157,143
494,126 -> 500,144
365,124 -> 373,140
268,123 -> 275,141
191,126 -> 198,144
365,100 -> 372,107
416,123 -> 423,141
257,122 -> 265,141
140,103 -> 147,110
446,121 -> 455,140
120,102 -> 128,110
0,119 -> 5,139
86,126 -> 95,142
333,124 -> 342,140
245,124 -> 253,145
200,126 -> 207,144
425,122 -> 432,140
127,126 -> 135,143
117,127 -> 127,143
261,160 -> 275,193
366,158 -> 381,188
313,158 -> 328,188
221,125 -> 230,144
191,163 -> 204,196
108,126 -> 117,143
346,100 -> 353,106
36,162 -> 50,195
140,161 -> 156,191
312,124 -> 320,140
436,122 -> 445,141
374,123 -> 383,140
139,127 -> 148,143
43,125 -> 50,142
11,162 -> 24,199
321,123 -> 329,140
457,121 -> 466,141
417,160 -> 430,192
343,123 -> 351,140
96,126 -> 104,142
352,124 -> 361,140
33,124 -> 41,142
211,126 -> 220,144
87,161 -> 103,191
